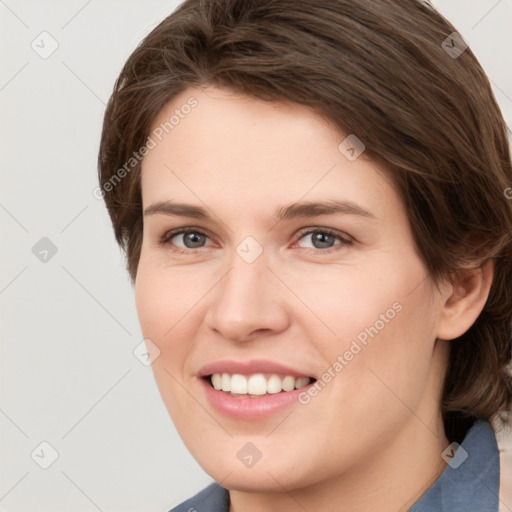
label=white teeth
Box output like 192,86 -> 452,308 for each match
230,374 -> 248,394
294,377 -> 310,389
211,373 -> 222,390
221,373 -> 231,392
247,374 -> 267,395
266,374 -> 282,394
210,372 -> 312,396
282,376 -> 295,392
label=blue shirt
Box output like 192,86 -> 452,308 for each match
169,420 -> 500,512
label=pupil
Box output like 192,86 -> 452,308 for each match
185,232 -> 205,248
313,232 -> 334,249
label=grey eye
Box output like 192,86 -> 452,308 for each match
179,231 -> 207,248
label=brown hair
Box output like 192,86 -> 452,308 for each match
98,0 -> 512,443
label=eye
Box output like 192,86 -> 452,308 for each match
158,226 -> 353,254
293,228 -> 353,253
158,228 -> 213,252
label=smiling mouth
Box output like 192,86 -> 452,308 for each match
204,373 -> 316,398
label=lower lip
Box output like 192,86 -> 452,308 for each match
199,377 -> 315,419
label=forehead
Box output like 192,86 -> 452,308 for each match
141,86 -> 402,220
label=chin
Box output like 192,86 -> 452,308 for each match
194,447 -> 315,493
215,471 -> 300,493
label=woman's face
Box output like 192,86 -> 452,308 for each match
135,85 -> 450,491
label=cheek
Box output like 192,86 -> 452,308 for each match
322,277 -> 440,429
307,257 -> 439,394
134,265 -> 203,421
135,257 -> 206,341
134,262 -> 206,421
299,274 -> 441,465
280,260 -> 412,354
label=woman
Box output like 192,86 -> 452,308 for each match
98,0 -> 512,510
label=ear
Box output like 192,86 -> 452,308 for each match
436,260 -> 494,341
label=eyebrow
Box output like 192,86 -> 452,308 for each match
143,199 -> 377,223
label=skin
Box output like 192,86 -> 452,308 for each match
135,85 -> 493,512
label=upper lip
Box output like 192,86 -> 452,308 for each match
198,359 -> 315,379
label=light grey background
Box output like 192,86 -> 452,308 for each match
1,1 -> 511,511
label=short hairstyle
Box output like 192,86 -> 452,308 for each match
98,0 -> 512,443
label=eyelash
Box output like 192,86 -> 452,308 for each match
157,227 -> 354,255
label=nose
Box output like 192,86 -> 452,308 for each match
203,247 -> 291,343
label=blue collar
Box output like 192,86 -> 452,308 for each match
409,420 -> 500,511
170,420 -> 499,512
